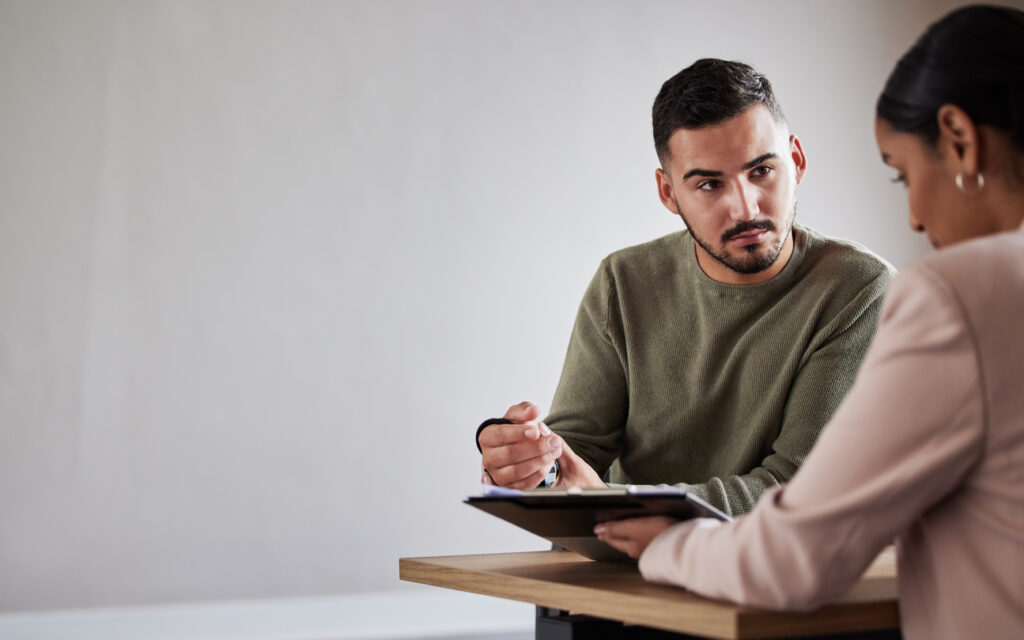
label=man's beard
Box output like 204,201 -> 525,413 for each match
676,199 -> 797,275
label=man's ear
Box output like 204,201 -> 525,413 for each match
936,104 -> 981,176
789,134 -> 807,185
656,168 -> 681,216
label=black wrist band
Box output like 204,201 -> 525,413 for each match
476,418 -> 513,453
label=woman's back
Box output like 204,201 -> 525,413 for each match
890,225 -> 1024,637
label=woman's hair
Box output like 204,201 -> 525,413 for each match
877,4 -> 1024,154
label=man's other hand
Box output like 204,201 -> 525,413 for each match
553,435 -> 606,489
479,402 -> 564,489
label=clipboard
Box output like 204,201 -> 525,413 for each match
465,486 -> 731,561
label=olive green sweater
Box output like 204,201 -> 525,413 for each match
547,225 -> 895,516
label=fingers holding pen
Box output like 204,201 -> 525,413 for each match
479,420 -> 555,447
493,455 -> 561,490
480,423 -> 562,489
479,403 -> 561,489
481,421 -> 560,456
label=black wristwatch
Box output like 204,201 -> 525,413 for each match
476,417 -> 560,488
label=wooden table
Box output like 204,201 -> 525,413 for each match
399,548 -> 899,639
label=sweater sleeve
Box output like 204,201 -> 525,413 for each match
544,261 -> 629,476
682,270 -> 892,514
638,265 -> 985,609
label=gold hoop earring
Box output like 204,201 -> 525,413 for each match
955,172 -> 985,193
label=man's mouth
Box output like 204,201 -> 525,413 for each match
729,230 -> 769,246
722,221 -> 775,245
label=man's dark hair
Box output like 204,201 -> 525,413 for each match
877,5 -> 1024,155
653,58 -> 786,165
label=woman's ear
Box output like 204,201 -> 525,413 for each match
936,104 -> 981,176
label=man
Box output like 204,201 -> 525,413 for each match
477,58 -> 894,516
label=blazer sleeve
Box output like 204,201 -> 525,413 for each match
638,264 -> 986,610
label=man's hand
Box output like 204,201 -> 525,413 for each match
479,402 -> 564,489
552,436 -> 606,489
479,401 -> 610,490
593,517 -> 677,559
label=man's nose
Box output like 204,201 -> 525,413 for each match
729,182 -> 760,221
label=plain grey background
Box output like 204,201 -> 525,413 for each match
2,0 -> 1016,617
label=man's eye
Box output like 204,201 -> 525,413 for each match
698,180 -> 722,191
752,165 -> 773,177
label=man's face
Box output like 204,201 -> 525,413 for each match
656,104 -> 806,285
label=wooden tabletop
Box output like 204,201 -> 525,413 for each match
399,548 -> 898,639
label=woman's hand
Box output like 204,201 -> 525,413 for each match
594,516 -> 677,559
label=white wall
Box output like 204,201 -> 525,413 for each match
0,0 -> 1002,614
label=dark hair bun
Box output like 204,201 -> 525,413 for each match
877,5 -> 1024,153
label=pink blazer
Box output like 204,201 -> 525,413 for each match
639,224 -> 1024,640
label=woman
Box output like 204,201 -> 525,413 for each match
595,5 -> 1024,639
